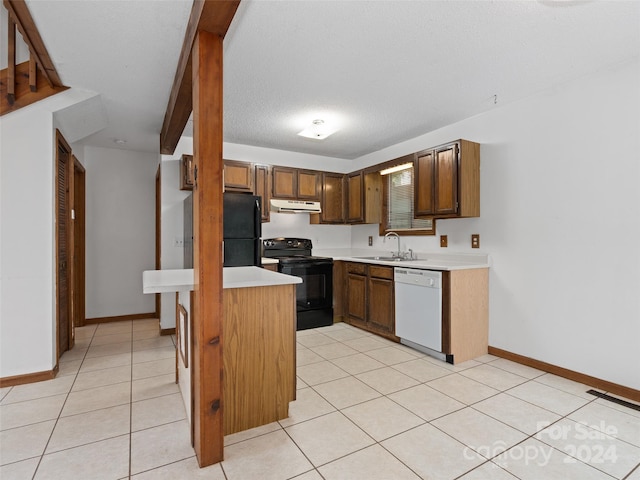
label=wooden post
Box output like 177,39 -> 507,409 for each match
191,29 -> 224,467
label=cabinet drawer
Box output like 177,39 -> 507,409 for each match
369,265 -> 393,280
346,262 -> 366,275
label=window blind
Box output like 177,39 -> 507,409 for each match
386,168 -> 432,230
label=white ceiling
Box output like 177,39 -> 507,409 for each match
25,0 -> 640,160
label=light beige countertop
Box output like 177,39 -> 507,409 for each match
261,257 -> 279,265
142,266 -> 300,294
314,248 -> 490,271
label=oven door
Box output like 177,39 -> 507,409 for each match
279,262 -> 333,312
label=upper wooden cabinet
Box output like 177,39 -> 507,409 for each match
298,170 -> 321,200
311,172 -> 346,224
254,164 -> 271,222
346,171 -> 382,225
272,166 -> 296,199
180,154 -> 195,191
347,172 -> 364,223
414,139 -> 480,218
272,167 -> 321,200
224,160 -> 254,193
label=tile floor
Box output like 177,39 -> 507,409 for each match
1,319 -> 639,479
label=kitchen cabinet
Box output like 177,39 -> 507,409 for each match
347,172 -> 364,223
336,260 -> 488,363
272,166 -> 321,200
344,262 -> 396,340
347,171 -> 382,225
180,154 -> 194,191
297,169 -> 321,200
254,164 -> 271,222
310,172 -> 346,224
414,139 -> 480,218
224,160 -> 254,193
367,266 -> 395,334
262,263 -> 278,272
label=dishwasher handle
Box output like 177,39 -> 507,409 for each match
394,267 -> 442,288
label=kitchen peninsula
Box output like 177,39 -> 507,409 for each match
143,266 -> 301,435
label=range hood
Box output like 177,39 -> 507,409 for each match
270,199 -> 322,213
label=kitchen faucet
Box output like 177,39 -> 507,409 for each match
383,231 -> 402,258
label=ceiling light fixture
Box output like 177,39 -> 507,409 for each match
297,119 -> 337,140
380,163 -> 413,176
113,139 -> 127,145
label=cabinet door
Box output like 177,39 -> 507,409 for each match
346,273 -> 367,323
180,154 -> 194,191
254,164 -> 271,222
224,160 -> 254,193
320,173 -> 346,224
364,173 -> 382,224
367,268 -> 394,334
434,143 -> 459,215
414,150 -> 434,216
297,170 -> 321,200
272,166 -> 297,199
347,172 -> 364,224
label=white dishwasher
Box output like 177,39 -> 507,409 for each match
394,267 -> 444,358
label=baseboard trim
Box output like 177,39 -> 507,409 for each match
0,364 -> 59,388
85,312 -> 156,325
160,328 -> 176,336
488,346 -> 640,403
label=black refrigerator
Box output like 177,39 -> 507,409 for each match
183,192 -> 262,268
223,192 -> 262,267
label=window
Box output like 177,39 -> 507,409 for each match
382,166 -> 434,235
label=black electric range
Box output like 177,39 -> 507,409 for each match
263,238 -> 333,330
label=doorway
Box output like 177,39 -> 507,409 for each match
72,157 -> 86,328
55,131 -> 73,358
55,131 -> 86,361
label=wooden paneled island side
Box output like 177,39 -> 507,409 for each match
143,267 -> 301,436
223,282 -> 297,434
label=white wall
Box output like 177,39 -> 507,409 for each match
84,146 -> 158,319
159,60 -> 640,390
352,58 -> 640,390
224,142 -> 349,173
0,89 -> 97,377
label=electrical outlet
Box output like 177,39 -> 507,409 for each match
440,235 -> 448,248
368,236 -> 373,246
471,234 -> 480,248
173,237 -> 184,248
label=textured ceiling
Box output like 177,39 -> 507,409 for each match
24,0 -> 640,159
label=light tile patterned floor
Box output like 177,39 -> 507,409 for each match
1,320 -> 639,479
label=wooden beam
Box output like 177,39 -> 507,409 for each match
159,0 -> 240,155
3,0 -> 64,88
192,30 -> 225,467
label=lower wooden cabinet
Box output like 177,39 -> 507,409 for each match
336,261 -> 489,363
343,262 -> 397,340
367,266 -> 395,334
262,263 -> 278,272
